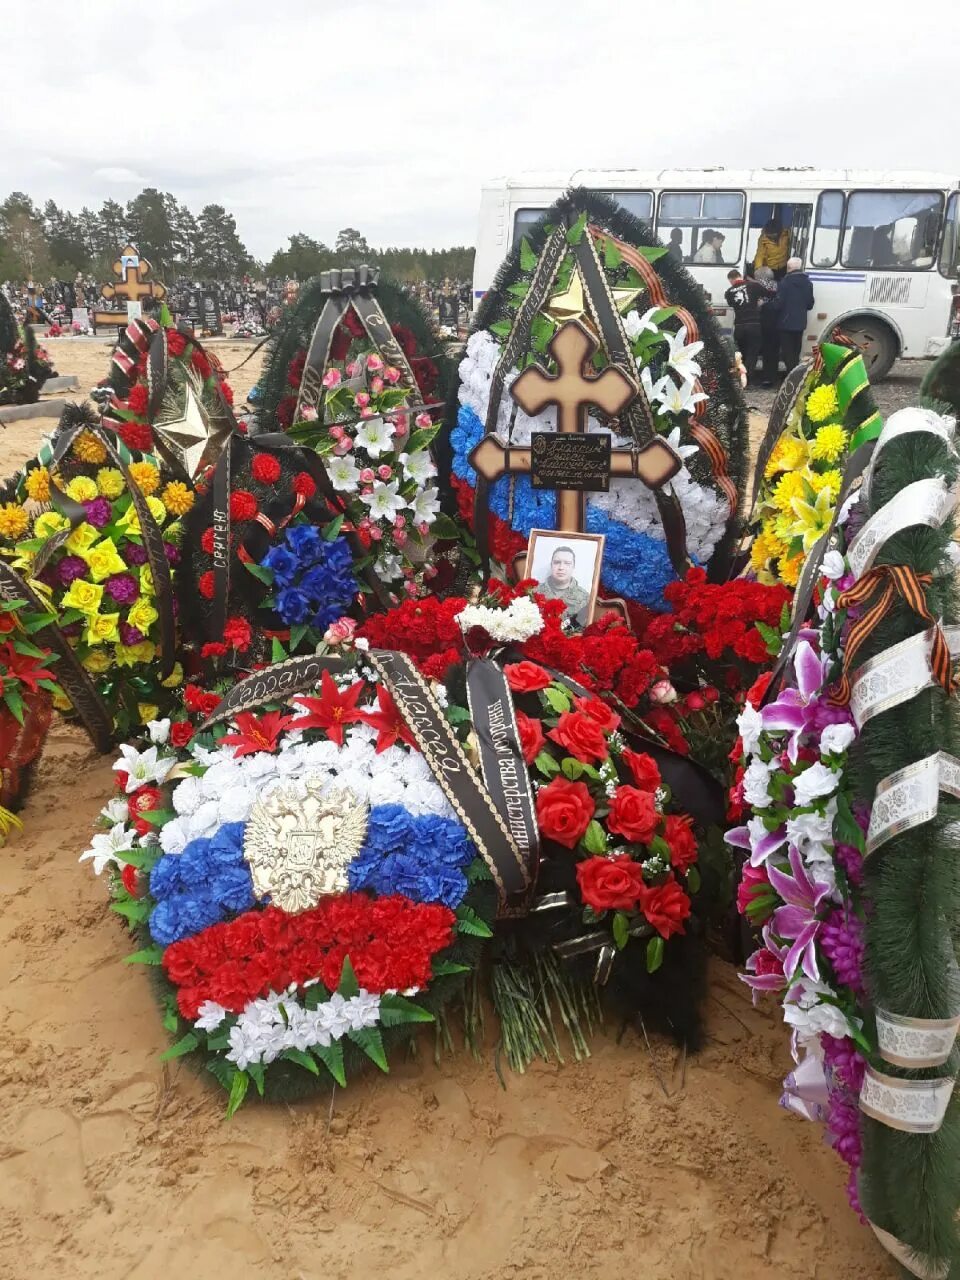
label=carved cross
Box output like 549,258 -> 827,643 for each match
100,245 -> 167,308
470,319 -> 681,532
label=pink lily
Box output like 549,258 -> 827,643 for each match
767,845 -> 833,982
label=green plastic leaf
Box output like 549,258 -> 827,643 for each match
519,236 -> 537,271
445,704 -> 473,724
566,212 -> 588,245
638,245 -> 668,263
427,512 -> 459,542
137,808 -> 175,828
322,514 -> 344,541
271,637 -> 288,663
530,314 -> 554,353
612,911 -> 629,949
561,757 -> 584,781
686,866 -> 702,894
225,1069 -> 250,1118
534,751 -> 560,778
243,560 -> 273,584
123,945 -> 164,966
648,834 -> 670,860
755,621 -> 782,657
338,954 -> 360,997
431,959 -> 471,977
289,623 -> 308,652
110,898 -> 150,925
162,1002 -> 179,1034
582,820 -> 607,855
378,994 -> 435,1026
543,685 -> 572,714
248,1062 -> 266,1097
490,319 -> 512,339
282,1047 -> 320,1075
466,857 -> 493,883
314,1040 -> 347,1087
646,935 -> 665,973
3,686 -> 24,725
206,1031 -> 231,1051
347,1026 -> 389,1072
456,905 -> 494,937
160,1032 -> 199,1061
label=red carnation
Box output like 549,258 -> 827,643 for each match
191,348 -> 212,380
220,381 -> 234,406
119,421 -> 154,452
621,749 -> 661,794
251,453 -> 282,484
127,384 -> 149,416
201,527 -> 215,555
464,625 -> 493,657
292,471 -> 316,499
276,396 -> 296,429
198,570 -> 215,600
223,616 -> 252,652
576,854 -> 646,912
664,814 -> 698,874
201,641 -> 228,658
503,661 -> 553,693
548,711 -> 609,765
166,329 -> 187,356
639,877 -> 691,939
535,777 -> 595,849
170,721 -> 194,748
607,786 -> 660,845
230,490 -> 258,521
516,710 -> 545,765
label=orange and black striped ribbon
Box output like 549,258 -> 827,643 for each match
830,564 -> 953,705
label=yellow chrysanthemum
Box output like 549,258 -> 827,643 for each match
161,481 -> 194,516
779,552 -> 805,587
764,441 -> 788,479
127,461 -> 160,496
24,467 -> 51,503
96,467 -> 125,499
0,503 -> 30,541
137,703 -> 160,725
810,469 -> 842,499
765,435 -> 809,481
82,648 -> 112,674
65,476 -> 98,503
772,471 -> 808,512
750,529 -> 786,571
806,383 -> 840,424
72,431 -> 109,465
810,424 -> 848,464
772,511 -> 800,543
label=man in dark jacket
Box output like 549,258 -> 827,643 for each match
724,268 -> 775,384
776,258 -> 814,375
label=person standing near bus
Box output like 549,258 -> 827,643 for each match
753,219 -> 791,278
754,267 -> 780,386
724,268 -> 774,384
776,258 -> 814,375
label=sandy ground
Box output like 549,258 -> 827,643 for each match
0,336 -> 912,1280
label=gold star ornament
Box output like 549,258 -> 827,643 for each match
153,372 -> 233,479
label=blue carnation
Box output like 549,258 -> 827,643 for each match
178,837 -> 214,888
149,854 -> 182,900
149,892 -> 222,947
366,805 -> 414,855
212,863 -> 256,913
206,822 -> 246,867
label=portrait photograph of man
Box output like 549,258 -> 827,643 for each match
524,530 -> 605,627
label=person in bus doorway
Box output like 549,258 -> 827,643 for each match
724,268 -> 775,384
755,266 -> 781,386
693,229 -> 725,264
776,258 -> 814,377
753,219 -> 791,279
666,228 -> 685,263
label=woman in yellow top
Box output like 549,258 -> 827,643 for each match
753,220 -> 792,276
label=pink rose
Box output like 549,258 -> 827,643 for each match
324,617 -> 358,645
377,465 -> 393,480
366,354 -> 384,372
650,679 -> 678,705
322,368 -> 341,389
371,376 -> 384,394
360,468 -> 375,483
415,412 -> 432,428
355,391 -> 371,409
384,366 -> 401,385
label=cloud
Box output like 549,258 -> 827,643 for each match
92,168 -> 146,186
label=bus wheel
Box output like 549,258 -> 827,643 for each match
833,316 -> 898,380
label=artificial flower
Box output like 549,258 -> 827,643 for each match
112,743 -> 173,793
361,479 -> 406,522
61,579 -> 104,615
95,468 -> 125,499
161,481 -> 194,516
328,454 -> 362,492
65,476 -> 98,503
355,416 -> 395,458
607,786 -> 660,844
664,325 -> 704,380
24,467 -> 51,502
535,776 -> 595,849
127,461 -> 160,495
82,539 -> 127,582
291,670 -> 368,746
220,710 -> 296,758
359,685 -> 417,754
576,855 -> 646,911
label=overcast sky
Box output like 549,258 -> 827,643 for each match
3,0 -> 958,260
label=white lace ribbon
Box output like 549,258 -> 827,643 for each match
847,477 -> 955,581
876,1007 -> 960,1069
850,625 -> 960,728
860,407 -> 956,509
866,751 -> 960,856
859,1065 -> 956,1133
868,1222 -> 950,1280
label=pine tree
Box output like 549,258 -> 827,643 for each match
196,204 -> 251,280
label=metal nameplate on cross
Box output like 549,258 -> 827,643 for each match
100,245 -> 167,308
469,319 -> 681,532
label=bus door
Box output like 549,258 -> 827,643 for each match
789,204 -> 813,263
746,200 -> 812,270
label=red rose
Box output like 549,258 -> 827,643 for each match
503,661 -> 552,693
0,612 -> 15,634
127,384 -> 149,416
702,685 -> 720,705
607,786 -> 659,845
292,471 -> 317,499
639,877 -> 691,939
170,720 -> 194,748
223,616 -> 252,652
128,784 -> 163,835
620,749 -> 661,793
251,453 -> 282,485
684,691 -> 706,713
516,711 -> 545,765
746,671 -> 774,709
166,329 -> 187,356
201,527 -> 215,554
119,421 -> 154,452
664,814 -> 697,873
536,777 -> 594,849
573,694 -> 621,734
576,854 -> 646,912
198,571 -> 215,600
230,489 -> 258,521
548,711 -> 609,764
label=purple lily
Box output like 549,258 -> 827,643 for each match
739,925 -> 789,1003
761,639 -> 851,763
767,845 -> 833,982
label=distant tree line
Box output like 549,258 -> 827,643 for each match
0,189 -> 475,286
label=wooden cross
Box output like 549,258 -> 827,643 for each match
470,319 -> 681,532
100,245 -> 166,308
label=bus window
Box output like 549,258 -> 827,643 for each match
841,191 -> 943,270
590,190 -> 654,224
512,208 -> 547,249
811,192 -> 845,267
657,190 -> 744,265
939,193 -> 959,278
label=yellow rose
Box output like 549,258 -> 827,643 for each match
82,539 -> 127,582
128,640 -> 157,664
61,579 -> 104,615
127,461 -> 160,495
139,565 -> 155,596
137,703 -> 160,725
65,522 -> 99,555
96,468 -> 125,499
127,598 -> 159,635
82,648 -> 113,673
34,511 -> 70,540
161,662 -> 183,689
65,476 -> 98,503
84,611 -> 120,645
119,495 -> 167,537
24,467 -> 51,503
146,495 -> 167,525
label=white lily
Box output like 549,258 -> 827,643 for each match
665,426 -> 699,463
399,450 -> 437,485
328,453 -> 361,493
355,415 -> 395,459
80,822 -> 135,875
657,378 -> 709,417
411,486 -> 440,524
624,307 -> 663,341
362,479 -> 406,521
665,325 -> 704,380
112,743 -> 173,793
640,365 -> 672,406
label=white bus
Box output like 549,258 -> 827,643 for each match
473,169 -> 960,378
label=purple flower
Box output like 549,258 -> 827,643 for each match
834,841 -> 864,887
163,541 -> 180,565
119,622 -> 145,646
105,573 -> 139,605
762,639 -> 853,763
827,1092 -> 862,1168
822,1033 -> 866,1094
124,543 -> 148,566
740,925 -> 789,1001
83,497 -> 112,529
819,907 -> 866,997
767,844 -> 833,981
58,555 -> 87,586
